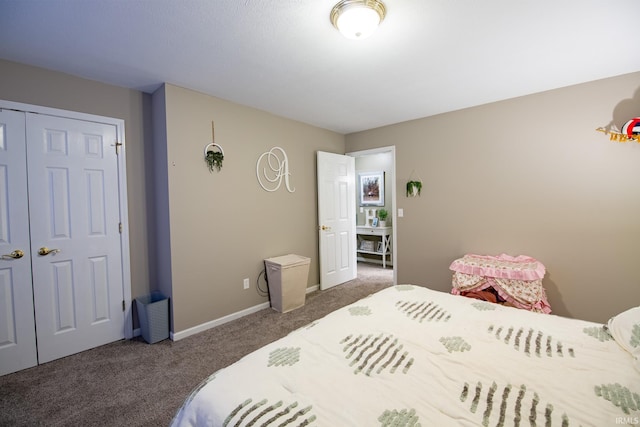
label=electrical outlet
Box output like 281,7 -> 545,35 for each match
243,278 -> 250,290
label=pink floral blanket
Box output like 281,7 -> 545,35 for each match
449,254 -> 551,314
449,253 -> 545,281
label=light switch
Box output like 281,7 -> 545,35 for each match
398,208 -> 404,218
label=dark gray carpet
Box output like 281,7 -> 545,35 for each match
0,263 -> 392,427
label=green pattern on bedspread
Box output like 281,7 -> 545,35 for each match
340,334 -> 414,376
460,382 -> 570,427
631,324 -> 640,348
487,325 -> 575,358
594,383 -> 640,415
349,306 -> 372,316
223,398 -> 316,426
472,301 -> 497,311
268,347 -> 300,367
440,336 -> 471,353
378,408 -> 421,426
583,326 -> 613,342
303,321 -> 318,330
395,285 -> 415,291
396,300 -> 451,323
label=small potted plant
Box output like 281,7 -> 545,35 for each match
205,150 -> 224,172
377,209 -> 388,227
406,180 -> 422,197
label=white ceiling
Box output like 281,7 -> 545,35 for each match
1,0 -> 639,134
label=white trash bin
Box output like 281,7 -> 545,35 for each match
264,254 -> 310,313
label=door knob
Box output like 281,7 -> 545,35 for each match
321,225 -> 331,231
38,247 -> 61,256
1,249 -> 24,260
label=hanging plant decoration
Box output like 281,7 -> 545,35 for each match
406,169 -> 423,197
205,149 -> 224,172
406,180 -> 422,197
203,121 -> 224,173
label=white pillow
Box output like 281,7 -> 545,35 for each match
607,306 -> 640,359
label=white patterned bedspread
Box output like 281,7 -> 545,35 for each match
172,285 -> 639,426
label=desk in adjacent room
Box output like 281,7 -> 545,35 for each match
356,226 -> 392,268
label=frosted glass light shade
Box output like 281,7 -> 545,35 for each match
330,0 -> 386,40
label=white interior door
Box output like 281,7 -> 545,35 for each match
317,151 -> 356,290
0,109 -> 38,376
26,113 -> 125,364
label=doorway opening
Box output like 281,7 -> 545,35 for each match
347,146 -> 397,286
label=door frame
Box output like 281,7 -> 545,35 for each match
346,146 -> 397,286
0,99 -> 133,339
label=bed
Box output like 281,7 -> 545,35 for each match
172,285 -> 640,426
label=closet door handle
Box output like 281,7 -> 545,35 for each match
1,249 -> 24,260
321,225 -> 332,231
38,247 -> 60,256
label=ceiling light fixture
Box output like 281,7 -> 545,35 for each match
330,0 -> 386,40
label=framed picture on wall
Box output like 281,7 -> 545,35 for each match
358,171 -> 384,206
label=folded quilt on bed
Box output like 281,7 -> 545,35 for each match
172,285 -> 638,426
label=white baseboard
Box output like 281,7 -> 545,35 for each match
170,285 -> 319,341
171,301 -> 270,341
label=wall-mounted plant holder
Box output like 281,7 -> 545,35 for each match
204,121 -> 224,172
204,143 -> 224,172
406,170 -> 422,197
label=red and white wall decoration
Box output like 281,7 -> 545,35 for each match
597,117 -> 640,143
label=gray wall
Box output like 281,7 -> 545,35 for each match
346,72 -> 640,323
153,83 -> 345,333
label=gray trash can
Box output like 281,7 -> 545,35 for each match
264,254 -> 311,313
136,292 -> 169,344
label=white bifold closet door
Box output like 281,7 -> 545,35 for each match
0,109 -> 126,375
